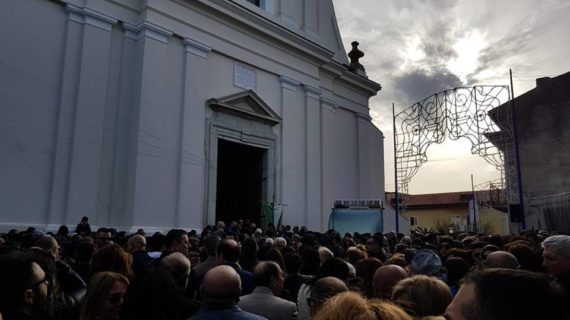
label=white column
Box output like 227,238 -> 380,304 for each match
47,4 -> 92,228
122,21 -> 173,229
108,24 -> 138,229
176,38 -> 212,229
62,6 -> 117,226
303,84 -> 322,231
279,75 -> 303,227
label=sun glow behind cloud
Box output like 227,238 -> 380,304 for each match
402,35 -> 426,69
448,30 -> 487,83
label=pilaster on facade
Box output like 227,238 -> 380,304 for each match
304,84 -> 322,230
176,37 -> 211,228
356,112 -> 373,197
280,75 -> 300,91
124,18 -> 174,228
49,4 -> 90,226
183,38 -> 212,59
64,5 -> 118,225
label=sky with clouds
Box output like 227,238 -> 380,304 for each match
332,0 -> 570,194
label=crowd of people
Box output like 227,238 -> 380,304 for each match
0,216 -> 569,320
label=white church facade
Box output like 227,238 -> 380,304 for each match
0,0 -> 384,232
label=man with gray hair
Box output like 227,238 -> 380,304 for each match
127,234 -> 152,275
238,261 -> 297,320
542,234 -> 570,298
160,252 -> 192,291
318,246 -> 333,265
543,235 -> 570,278
160,252 -> 200,318
274,237 -> 287,250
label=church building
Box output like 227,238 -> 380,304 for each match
0,0 -> 384,232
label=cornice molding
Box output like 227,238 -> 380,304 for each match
123,21 -> 173,44
342,69 -> 382,96
183,38 -> 212,58
320,97 -> 339,111
198,0 -> 334,64
356,112 -> 373,123
83,8 -> 118,31
302,84 -> 321,100
321,60 -> 382,97
280,75 -> 300,91
65,5 -> 117,31
66,4 -> 85,24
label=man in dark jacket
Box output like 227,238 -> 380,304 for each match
74,216 -> 91,236
218,239 -> 255,295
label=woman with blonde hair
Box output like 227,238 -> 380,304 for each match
391,275 -> 452,318
312,291 -> 412,320
80,271 -> 129,320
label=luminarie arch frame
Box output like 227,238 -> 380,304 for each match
393,86 -> 519,210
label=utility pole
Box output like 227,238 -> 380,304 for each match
510,69 -> 526,229
393,103 -> 400,233
471,174 -> 477,232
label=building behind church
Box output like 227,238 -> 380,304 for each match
490,72 -> 570,232
0,0 -> 384,232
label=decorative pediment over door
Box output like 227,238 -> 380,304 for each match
207,90 -> 281,126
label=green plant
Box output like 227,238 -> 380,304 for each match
412,226 -> 436,236
432,217 -> 462,235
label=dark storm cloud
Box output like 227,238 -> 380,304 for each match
418,19 -> 459,70
393,69 -> 463,108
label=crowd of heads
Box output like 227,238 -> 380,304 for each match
0,217 -> 569,320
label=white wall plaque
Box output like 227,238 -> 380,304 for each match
234,64 -> 256,90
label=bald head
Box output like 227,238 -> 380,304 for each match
127,234 -> 146,253
372,264 -> 409,299
309,277 -> 349,316
160,252 -> 191,290
201,265 -> 242,304
254,261 -> 284,295
484,251 -> 520,269
218,239 -> 240,263
254,261 -> 281,286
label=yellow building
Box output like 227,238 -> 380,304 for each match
386,191 -> 510,235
